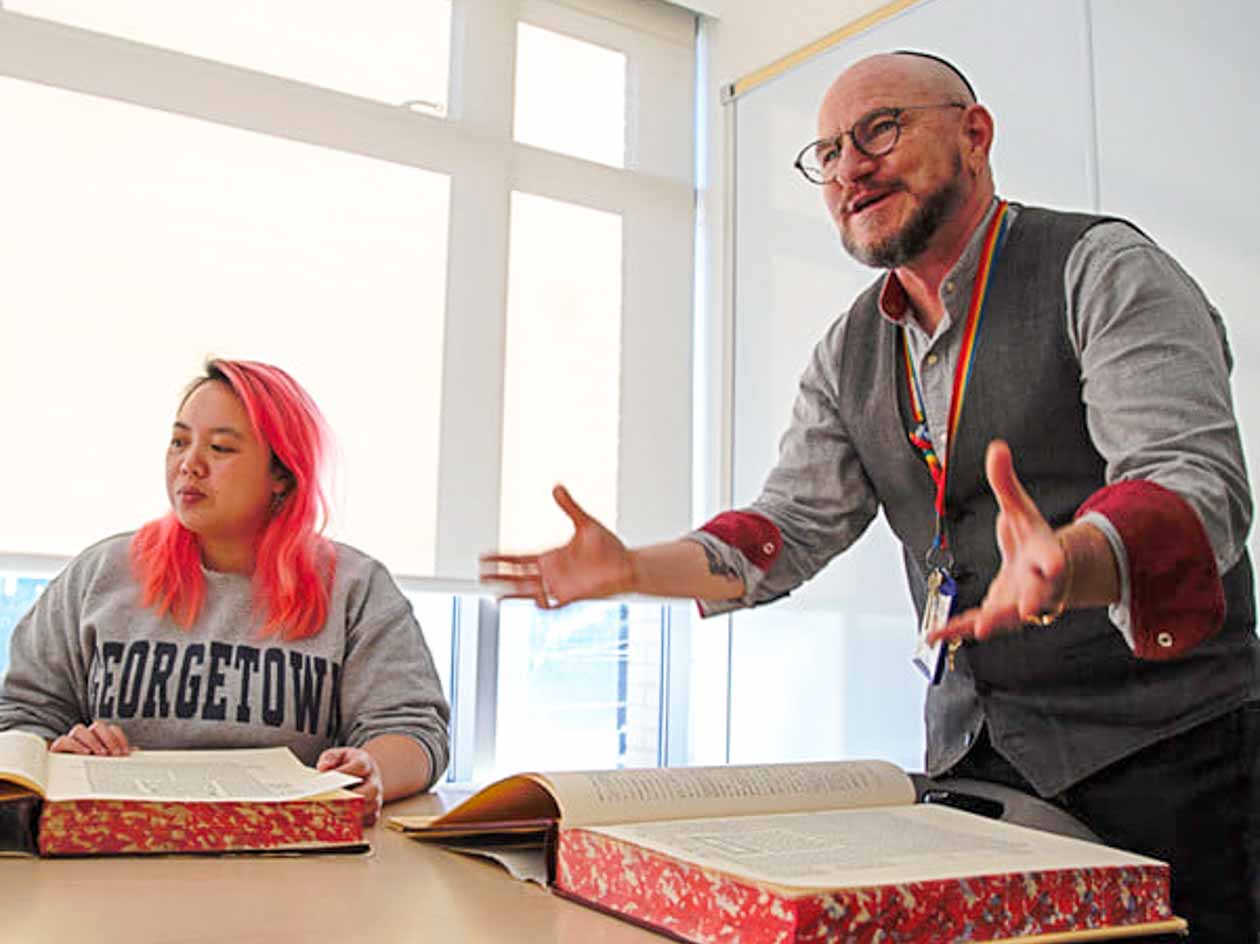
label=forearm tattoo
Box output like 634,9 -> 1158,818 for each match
702,543 -> 739,580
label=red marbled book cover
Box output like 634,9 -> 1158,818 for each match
554,820 -> 1175,943
38,794 -> 363,856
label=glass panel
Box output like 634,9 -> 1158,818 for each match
499,192 -> 622,551
7,0 -> 452,113
0,78 -> 449,575
401,591 -> 455,712
494,599 -> 663,775
729,603 -> 926,772
667,609 -> 730,767
514,22 -> 626,167
0,574 -> 51,682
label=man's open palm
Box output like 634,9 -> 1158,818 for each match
481,485 -> 634,607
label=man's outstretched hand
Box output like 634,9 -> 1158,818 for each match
928,440 -> 1070,645
481,485 -> 635,608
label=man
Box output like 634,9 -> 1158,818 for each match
484,52 -> 1259,941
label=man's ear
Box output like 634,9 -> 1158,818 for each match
960,104 -> 995,174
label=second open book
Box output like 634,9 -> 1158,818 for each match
391,758 -> 1184,943
0,730 -> 364,855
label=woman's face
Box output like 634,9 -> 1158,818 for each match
165,381 -> 281,550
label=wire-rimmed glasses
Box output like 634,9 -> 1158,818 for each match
794,102 -> 966,185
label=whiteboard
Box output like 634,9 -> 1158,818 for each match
1090,0 -> 1260,529
724,0 -> 1260,765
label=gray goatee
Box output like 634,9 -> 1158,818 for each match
842,159 -> 964,269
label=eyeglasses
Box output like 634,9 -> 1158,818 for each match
794,103 -> 966,185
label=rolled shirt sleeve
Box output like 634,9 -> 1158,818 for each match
686,317 -> 880,616
682,215 -> 1250,656
1067,222 -> 1251,654
1077,482 -> 1225,659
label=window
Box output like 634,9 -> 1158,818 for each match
500,191 -> 623,551
0,0 -> 699,781
728,597 -> 925,772
0,573 -> 51,681
514,22 -> 626,166
0,77 -> 450,573
402,592 -> 457,703
494,600 -> 663,775
6,0 -> 453,112
0,0 -> 694,581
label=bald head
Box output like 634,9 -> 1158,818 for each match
891,51 -> 976,101
819,53 -> 975,132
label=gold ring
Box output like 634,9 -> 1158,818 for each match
1022,596 -> 1066,627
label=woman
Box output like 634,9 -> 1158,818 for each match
0,359 -> 449,824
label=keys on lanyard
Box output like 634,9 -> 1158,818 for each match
912,541 -> 957,683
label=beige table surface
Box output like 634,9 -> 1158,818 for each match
0,790 -> 665,944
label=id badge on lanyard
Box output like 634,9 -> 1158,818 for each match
912,550 -> 956,684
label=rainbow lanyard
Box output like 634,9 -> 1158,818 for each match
901,200 -> 1011,571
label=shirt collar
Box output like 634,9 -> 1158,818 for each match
877,197 -> 1005,328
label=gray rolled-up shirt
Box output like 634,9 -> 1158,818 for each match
690,200 -> 1251,641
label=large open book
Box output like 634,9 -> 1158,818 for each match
0,730 -> 365,856
391,759 -> 1185,943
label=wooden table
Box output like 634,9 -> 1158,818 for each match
0,791 -> 662,944
0,789 -> 1189,944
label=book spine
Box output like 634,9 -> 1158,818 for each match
38,798 -> 362,856
0,794 -> 40,856
555,828 -> 1173,944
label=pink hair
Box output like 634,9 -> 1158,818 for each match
131,360 -> 336,640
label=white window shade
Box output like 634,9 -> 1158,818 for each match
500,192 -> 623,551
5,0 -> 453,112
547,0 -> 700,39
0,1 -> 695,583
514,22 -> 627,167
0,77 -> 450,573
433,0 -> 695,578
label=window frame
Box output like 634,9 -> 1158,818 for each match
0,0 -> 701,782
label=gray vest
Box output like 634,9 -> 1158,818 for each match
839,206 -> 1260,796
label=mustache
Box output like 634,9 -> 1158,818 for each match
842,181 -> 907,215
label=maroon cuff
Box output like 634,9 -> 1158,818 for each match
1077,481 -> 1224,660
698,511 -> 783,573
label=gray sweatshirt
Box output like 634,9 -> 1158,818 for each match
0,534 -> 450,785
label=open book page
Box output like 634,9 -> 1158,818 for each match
542,759 -> 915,828
584,803 -> 1164,891
44,746 -> 359,802
0,730 -> 49,796
412,776 -> 562,830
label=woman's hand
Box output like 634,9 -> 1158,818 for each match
317,746 -> 383,825
50,721 -> 132,756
